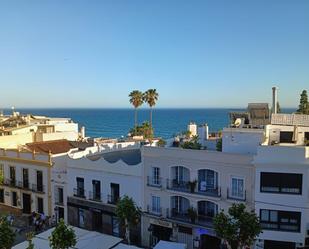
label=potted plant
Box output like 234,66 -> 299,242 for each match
187,180 -> 197,193
187,207 -> 197,223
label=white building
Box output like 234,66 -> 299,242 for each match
66,146 -> 143,244
254,113 -> 309,249
141,146 -> 254,249
0,110 -> 82,148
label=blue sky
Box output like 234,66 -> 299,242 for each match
0,0 -> 308,108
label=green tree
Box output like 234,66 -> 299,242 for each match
297,90 -> 309,114
181,140 -> 201,150
115,195 -> 140,245
26,232 -> 35,249
213,204 -> 261,249
0,216 -> 15,249
157,138 -> 166,147
49,219 -> 76,249
129,90 -> 144,130
129,121 -> 153,139
143,89 -> 159,129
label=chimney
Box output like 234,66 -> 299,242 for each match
272,86 -> 278,114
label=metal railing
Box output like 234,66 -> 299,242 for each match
73,188 -> 85,198
107,194 -> 119,205
147,176 -> 162,188
196,186 -> 221,197
0,178 -> 44,193
89,191 -> 103,202
227,188 -> 246,201
166,179 -> 191,192
147,205 -> 162,216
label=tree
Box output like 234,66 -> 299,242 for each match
0,216 -> 15,249
213,204 -> 261,249
26,232 -> 35,249
157,138 -> 166,147
115,195 -> 140,245
143,89 -> 159,130
297,90 -> 309,114
129,90 -> 144,130
49,219 -> 76,249
129,121 -> 153,139
181,140 -> 201,150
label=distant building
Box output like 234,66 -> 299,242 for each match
0,110 -> 82,148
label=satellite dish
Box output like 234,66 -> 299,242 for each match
234,118 -> 242,127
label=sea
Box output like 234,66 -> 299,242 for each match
2,108 -> 295,139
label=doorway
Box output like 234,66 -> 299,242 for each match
22,193 -> 31,214
92,211 -> 102,232
200,234 -> 221,249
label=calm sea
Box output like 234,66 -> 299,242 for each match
2,108 -> 295,139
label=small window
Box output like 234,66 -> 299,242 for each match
37,197 -> 44,214
12,191 -> 17,206
0,189 -> 4,203
151,196 -> 161,214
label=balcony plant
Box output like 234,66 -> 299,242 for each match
187,207 -> 197,223
187,180 -> 197,193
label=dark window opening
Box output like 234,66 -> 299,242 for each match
280,131 -> 294,143
37,197 -> 44,214
109,183 -> 119,204
36,171 -> 43,192
12,191 -> 17,206
23,169 -> 29,189
76,177 -> 85,197
260,172 -> 302,194
260,209 -> 301,232
0,189 -> 4,203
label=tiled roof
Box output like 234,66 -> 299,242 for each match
271,113 -> 309,126
26,139 -> 74,154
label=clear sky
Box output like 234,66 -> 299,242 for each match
0,0 -> 308,108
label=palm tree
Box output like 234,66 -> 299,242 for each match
129,90 -> 144,130
143,89 -> 159,129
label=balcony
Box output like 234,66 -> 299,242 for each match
107,195 -> 119,205
32,184 -> 45,193
89,191 -> 103,202
73,188 -> 86,198
196,186 -> 221,198
166,179 -> 190,193
227,188 -> 246,201
147,176 -> 162,188
0,179 -> 44,193
168,208 -> 190,223
146,205 -> 162,216
197,214 -> 214,227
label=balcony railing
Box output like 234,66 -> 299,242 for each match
0,178 -> 44,193
166,179 -> 190,192
197,214 -> 214,227
147,176 -> 162,188
107,194 -> 119,205
73,188 -> 86,198
146,205 -> 162,216
196,186 -> 221,197
89,191 -> 103,202
227,188 -> 246,201
168,208 -> 191,222
32,184 -> 45,193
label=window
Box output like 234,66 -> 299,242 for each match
305,132 -> 309,142
23,169 -> 29,189
231,177 -> 244,199
36,171 -> 43,192
0,164 -> 4,181
198,169 -> 218,191
280,131 -> 294,143
260,172 -> 302,194
151,196 -> 161,214
11,191 -> 17,206
0,189 -> 4,203
110,183 -> 120,204
112,216 -> 120,236
37,197 -> 44,214
152,167 -> 160,185
92,180 -> 101,200
260,209 -> 301,232
56,187 -> 64,204
9,166 -> 16,186
78,208 -> 85,228
198,201 -> 218,218
76,177 -> 85,197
